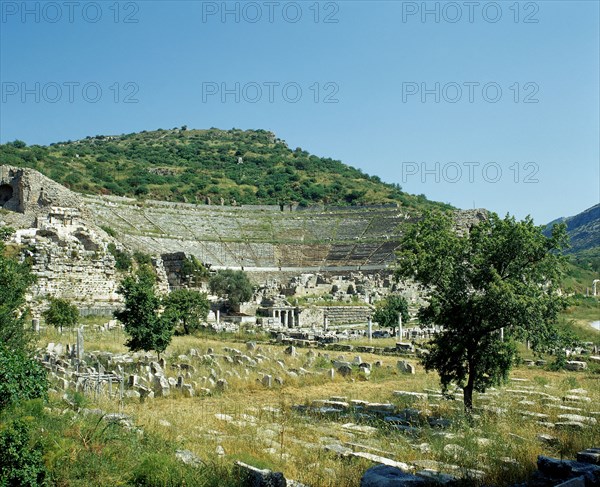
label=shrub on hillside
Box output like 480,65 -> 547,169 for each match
0,346 -> 48,411
0,419 -> 47,486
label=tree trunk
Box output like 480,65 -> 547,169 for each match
463,355 -> 476,414
463,380 -> 474,412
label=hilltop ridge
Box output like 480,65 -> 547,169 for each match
0,127 -> 452,211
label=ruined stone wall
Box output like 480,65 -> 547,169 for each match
21,226 -> 121,315
0,166 -> 486,313
296,305 -> 373,327
320,306 -> 373,324
0,166 -> 123,313
0,165 -> 89,227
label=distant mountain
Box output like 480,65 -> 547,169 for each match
545,204 -> 600,274
0,128 -> 452,212
545,204 -> 599,254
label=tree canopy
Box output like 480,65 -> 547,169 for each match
208,270 -> 253,311
395,211 -> 569,411
0,228 -> 37,352
372,295 -> 410,335
163,288 -> 210,335
42,297 -> 79,333
114,266 -> 174,358
0,228 -> 47,410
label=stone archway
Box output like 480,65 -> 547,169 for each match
0,184 -> 14,206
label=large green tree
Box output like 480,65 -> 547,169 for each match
0,228 -> 37,352
42,297 -> 79,333
115,265 -> 174,359
372,295 -> 410,336
0,228 -> 47,410
0,348 -> 48,410
395,211 -> 569,411
208,270 -> 253,311
163,288 -> 210,335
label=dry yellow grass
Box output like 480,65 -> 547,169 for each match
41,327 -> 600,486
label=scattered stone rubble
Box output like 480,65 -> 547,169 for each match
523,451 -> 600,487
359,449 -> 600,487
39,330 -> 600,487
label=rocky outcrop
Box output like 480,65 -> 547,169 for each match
0,165 -> 123,313
0,165 -> 89,227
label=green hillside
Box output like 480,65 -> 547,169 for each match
546,204 -> 600,273
0,127 -> 451,211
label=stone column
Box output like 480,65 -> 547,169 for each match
76,327 -> 84,360
283,311 -> 288,327
500,327 -> 504,342
216,309 -> 220,324
367,317 -> 372,341
397,313 -> 402,340
290,311 -> 295,327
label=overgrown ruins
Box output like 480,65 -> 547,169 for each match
0,164 -> 484,322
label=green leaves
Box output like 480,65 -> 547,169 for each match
163,289 -> 210,335
115,266 -> 174,357
208,270 -> 253,311
0,230 -> 48,413
0,233 -> 37,353
396,210 -> 568,410
42,298 -> 79,333
0,346 -> 48,411
107,243 -> 132,272
372,295 -> 410,331
0,418 -> 47,486
179,255 -> 209,285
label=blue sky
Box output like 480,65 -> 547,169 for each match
1,0 -> 598,223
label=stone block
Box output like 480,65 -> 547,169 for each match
360,465 -> 426,486
577,449 -> 600,465
565,361 -> 587,371
397,361 -> 415,374
235,461 -> 286,487
338,365 -> 352,377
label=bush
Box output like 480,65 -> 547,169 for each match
100,225 -> 117,238
42,297 -> 79,332
108,243 -> 132,271
180,255 -> 209,284
208,269 -> 253,311
131,453 -> 193,487
133,251 -> 153,266
0,419 -> 47,486
0,346 -> 47,411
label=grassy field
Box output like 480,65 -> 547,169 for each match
559,297 -> 600,343
28,321 -> 600,487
